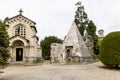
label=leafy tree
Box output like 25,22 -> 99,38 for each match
86,20 -> 98,55
75,1 -> 99,55
75,1 -> 89,36
0,20 -> 10,66
40,36 -> 63,60
100,32 -> 120,68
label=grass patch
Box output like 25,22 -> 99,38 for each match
0,66 -> 5,69
65,61 -> 81,65
24,61 -> 43,66
33,61 -> 41,64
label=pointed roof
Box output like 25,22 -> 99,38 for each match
63,21 -> 91,57
9,35 -> 29,42
4,9 -> 37,33
4,9 -> 36,25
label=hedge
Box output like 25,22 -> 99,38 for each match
100,31 -> 120,67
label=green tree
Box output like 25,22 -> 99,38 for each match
100,32 -> 120,68
40,36 -> 63,59
0,20 -> 10,66
86,20 -> 98,55
75,1 -> 89,36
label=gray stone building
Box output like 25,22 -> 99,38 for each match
51,43 -> 62,62
51,22 -> 93,63
5,9 -> 42,63
98,29 -> 104,38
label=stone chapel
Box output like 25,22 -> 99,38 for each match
5,9 -> 41,63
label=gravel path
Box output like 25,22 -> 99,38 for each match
0,62 -> 120,80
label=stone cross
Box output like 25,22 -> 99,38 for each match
19,9 -> 23,15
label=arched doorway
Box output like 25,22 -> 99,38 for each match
65,46 -> 73,61
16,48 -> 23,61
13,40 -> 24,61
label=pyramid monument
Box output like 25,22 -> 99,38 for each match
61,21 -> 92,62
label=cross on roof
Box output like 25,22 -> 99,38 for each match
19,9 -> 23,15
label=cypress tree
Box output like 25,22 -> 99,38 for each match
75,1 -> 89,36
0,20 -> 10,66
86,20 -> 98,55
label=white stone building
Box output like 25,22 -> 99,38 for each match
51,22 -> 93,63
5,9 -> 42,63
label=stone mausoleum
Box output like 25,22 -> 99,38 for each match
51,22 -> 93,63
5,9 -> 41,63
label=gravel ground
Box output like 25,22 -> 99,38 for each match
0,62 -> 120,80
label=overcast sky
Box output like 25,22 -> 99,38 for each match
0,0 -> 120,41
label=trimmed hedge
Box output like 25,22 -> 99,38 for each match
100,31 -> 120,67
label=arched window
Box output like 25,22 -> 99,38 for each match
13,40 -> 24,46
15,24 -> 26,37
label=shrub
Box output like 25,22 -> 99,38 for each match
99,31 -> 120,68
